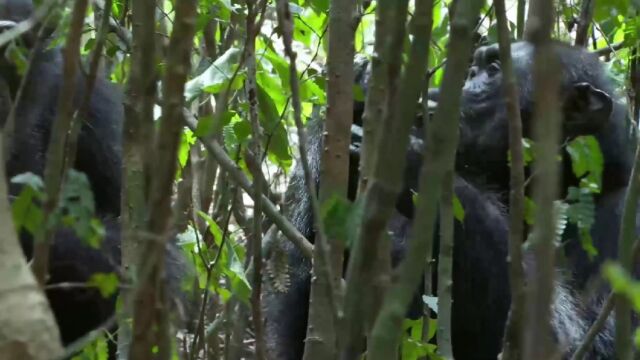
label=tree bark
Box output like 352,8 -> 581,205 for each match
365,2 -> 482,359
436,170 -> 454,357
495,0 -> 527,358
574,0 -> 595,47
523,0 -> 562,359
119,0 -> 156,354
0,136 -> 63,360
129,0 -> 198,357
33,0 -> 89,285
304,0 -> 357,357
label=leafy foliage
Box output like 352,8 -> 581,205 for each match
8,0 -> 639,357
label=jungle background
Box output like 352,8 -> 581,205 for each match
0,0 -> 639,359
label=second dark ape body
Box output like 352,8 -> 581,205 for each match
263,41 -> 631,359
0,0 -> 194,354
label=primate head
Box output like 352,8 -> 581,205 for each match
451,41 -> 628,191
0,0 -> 32,27
0,0 -> 41,47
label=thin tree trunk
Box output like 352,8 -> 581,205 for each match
33,0 -> 89,285
304,0 -> 357,357
0,135 -> 63,359
517,0 -> 526,39
119,0 -> 156,355
613,119 -> 640,360
245,1 -> 267,357
574,0 -> 595,47
274,1 -> 341,359
357,0 -> 390,193
495,0 -> 527,358
366,2 -> 483,359
341,0 -> 430,356
65,0 -> 112,169
523,0 -> 562,359
129,0 -> 198,357
437,170 -> 454,358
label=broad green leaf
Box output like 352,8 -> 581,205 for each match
453,194 -> 465,222
184,47 -> 243,101
88,273 -> 120,298
566,135 -> 603,194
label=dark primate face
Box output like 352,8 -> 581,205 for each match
452,41 -> 616,190
0,0 -> 32,28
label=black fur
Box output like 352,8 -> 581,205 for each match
265,41 -> 631,359
0,0 -> 194,353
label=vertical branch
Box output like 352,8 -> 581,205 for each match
494,0 -> 527,358
244,0 -> 266,358
517,0 -> 526,39
64,0 -> 113,168
574,0 -> 595,47
357,0 -> 390,192
631,48 -> 639,124
614,148 -> 640,360
523,0 -> 562,358
341,0 -> 411,356
32,0 -> 89,284
119,0 -> 156,354
274,1 -> 340,359
129,0 -> 198,357
366,1 -> 479,360
305,0 -> 357,356
0,136 -> 63,360
436,170 -> 454,357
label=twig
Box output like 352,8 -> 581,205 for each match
570,294 -> 614,360
592,41 -> 625,58
33,0 -> 89,284
245,0 -> 267,357
184,112 -> 313,258
495,0 -> 527,357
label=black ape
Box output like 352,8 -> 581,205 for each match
18,219 -> 193,346
392,41 -> 627,357
397,42 -> 627,356
0,0 -> 194,353
264,41 -> 627,359
264,119 -> 512,359
0,0 -> 122,216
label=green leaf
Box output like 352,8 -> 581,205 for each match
453,194 -> 465,222
566,135 -> 603,194
401,318 -> 441,360
56,170 -> 105,248
184,47 -> 243,101
321,195 -> 355,246
10,174 -> 45,237
195,111 -> 235,138
522,138 -> 534,166
524,197 -> 536,225
353,83 -> 365,102
566,187 -> 598,258
603,262 -> 640,312
197,211 -> 223,246
178,129 -> 196,169
88,273 -> 119,298
197,211 -> 250,302
71,332 -> 109,360
308,0 -> 329,13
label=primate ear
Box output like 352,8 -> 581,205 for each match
563,82 -> 613,136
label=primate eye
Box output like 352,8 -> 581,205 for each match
467,66 -> 478,80
487,61 -> 501,76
